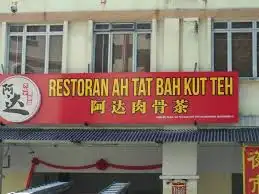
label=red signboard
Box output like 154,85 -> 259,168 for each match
0,72 -> 238,124
243,146 -> 259,194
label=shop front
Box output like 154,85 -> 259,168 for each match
0,71 -> 240,194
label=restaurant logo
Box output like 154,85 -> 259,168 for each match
0,76 -> 41,123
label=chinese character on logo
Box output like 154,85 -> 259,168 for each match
2,83 -> 29,115
22,83 -> 33,105
152,100 -> 168,114
249,174 -> 259,194
247,151 -> 259,169
173,99 -> 188,114
90,100 -> 105,114
112,100 -> 126,114
132,100 -> 147,114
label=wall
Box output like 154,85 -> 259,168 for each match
0,16 -> 257,116
6,144 -> 162,173
158,17 -> 211,71
172,0 -> 259,9
67,21 -> 90,73
161,17 -> 259,116
1,0 -> 259,13
198,144 -> 242,173
198,173 -> 232,194
163,143 -> 197,175
2,171 -> 28,194
198,144 -> 241,194
0,0 -> 158,13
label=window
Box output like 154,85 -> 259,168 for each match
8,24 -> 63,74
93,22 -> 151,73
212,21 -> 259,78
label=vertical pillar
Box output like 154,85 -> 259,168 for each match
67,22 -> 88,73
1,22 -> 7,74
198,18 -> 212,71
182,18 -> 199,71
179,18 -> 183,71
198,18 -> 205,71
61,21 -> 69,73
87,20 -> 93,73
207,18 -> 212,70
150,18 -> 157,72
160,143 -> 199,194
156,19 -> 164,72
163,18 -> 180,71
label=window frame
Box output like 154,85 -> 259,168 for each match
92,22 -> 152,73
7,23 -> 64,74
212,20 -> 258,78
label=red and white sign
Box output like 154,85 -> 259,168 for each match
243,146 -> 259,194
0,76 -> 41,123
0,72 -> 238,124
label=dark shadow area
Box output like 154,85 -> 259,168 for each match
31,173 -> 162,194
232,173 -> 243,194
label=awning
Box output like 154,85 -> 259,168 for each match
0,128 -> 257,143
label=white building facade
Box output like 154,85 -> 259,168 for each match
0,0 -> 258,194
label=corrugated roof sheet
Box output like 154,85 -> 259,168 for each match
0,128 -> 258,143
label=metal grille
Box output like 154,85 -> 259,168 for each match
172,182 -> 186,194
99,182 -> 130,194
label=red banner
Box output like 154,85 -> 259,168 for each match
243,146 -> 259,194
0,72 -> 238,124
